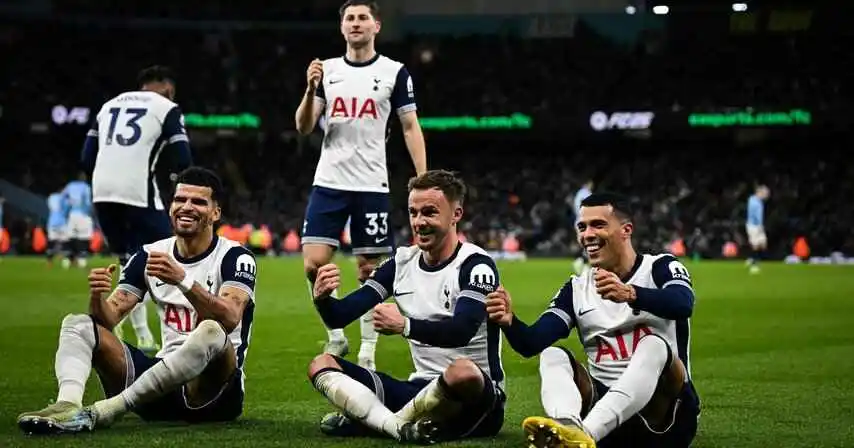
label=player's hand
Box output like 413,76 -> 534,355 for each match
373,303 -> 405,335
594,269 -> 636,303
88,264 -> 116,299
486,286 -> 514,327
313,264 -> 341,300
306,58 -> 323,92
145,251 -> 187,286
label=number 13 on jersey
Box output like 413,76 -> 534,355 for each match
105,107 -> 148,146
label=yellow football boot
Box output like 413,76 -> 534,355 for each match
523,416 -> 596,448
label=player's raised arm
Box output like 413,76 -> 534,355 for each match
487,280 -> 576,358
89,251 -> 149,329
403,254 -> 495,348
392,66 -> 426,175
295,58 -> 326,135
313,257 -> 394,329
626,255 -> 695,319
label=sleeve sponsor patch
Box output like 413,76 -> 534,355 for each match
668,260 -> 691,281
468,263 -> 497,293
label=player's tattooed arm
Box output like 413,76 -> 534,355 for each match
88,264 -> 140,330
183,285 -> 249,333
191,246 -> 258,333
145,247 -> 257,333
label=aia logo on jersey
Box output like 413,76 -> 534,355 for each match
330,97 -> 378,119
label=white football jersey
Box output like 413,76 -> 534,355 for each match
312,55 -> 417,193
117,236 -> 257,381
89,91 -> 189,209
545,254 -> 694,386
364,242 -> 505,386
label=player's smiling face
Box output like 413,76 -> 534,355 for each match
169,184 -> 221,237
340,5 -> 380,47
576,204 -> 632,269
408,187 -> 462,252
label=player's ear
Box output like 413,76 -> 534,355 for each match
452,203 -> 463,225
375,19 -> 381,33
212,203 -> 222,222
622,222 -> 633,239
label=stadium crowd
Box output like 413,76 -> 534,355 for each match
0,11 -> 850,260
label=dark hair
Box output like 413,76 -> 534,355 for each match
174,167 -> 224,203
137,65 -> 176,88
339,0 -> 380,19
408,170 -> 467,205
580,192 -> 633,222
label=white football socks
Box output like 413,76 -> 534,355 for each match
358,308 -> 377,363
538,347 -> 584,421
55,314 -> 97,406
313,369 -> 403,439
583,336 -> 669,441
93,320 -> 228,423
327,288 -> 346,341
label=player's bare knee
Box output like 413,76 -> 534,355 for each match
442,358 -> 484,399
307,353 -> 342,379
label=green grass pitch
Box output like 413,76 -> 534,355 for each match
1,256 -> 853,447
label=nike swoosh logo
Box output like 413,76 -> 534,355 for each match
375,237 -> 387,244
155,281 -> 166,287
578,308 -> 596,316
329,79 -> 343,84
394,290 -> 414,296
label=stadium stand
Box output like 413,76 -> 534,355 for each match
0,4 -> 849,260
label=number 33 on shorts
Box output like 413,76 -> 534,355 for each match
364,212 -> 388,239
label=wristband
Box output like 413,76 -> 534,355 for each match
403,317 -> 411,338
177,275 -> 195,293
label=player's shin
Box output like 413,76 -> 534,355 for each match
312,369 -> 403,439
55,314 -> 98,407
92,320 -> 228,425
582,336 -> 669,441
358,310 -> 377,367
539,347 -> 585,422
